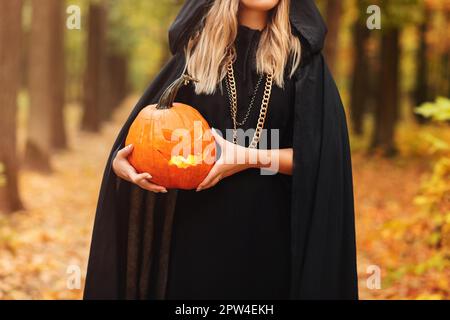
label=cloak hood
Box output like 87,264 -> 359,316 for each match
168,0 -> 327,55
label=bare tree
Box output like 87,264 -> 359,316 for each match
0,0 -> 24,212
105,52 -> 129,116
324,0 -> 343,74
350,2 -> 371,135
52,0 -> 67,149
82,2 -> 108,132
25,0 -> 67,170
371,29 -> 401,156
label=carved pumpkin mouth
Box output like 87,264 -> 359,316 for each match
169,154 -> 203,169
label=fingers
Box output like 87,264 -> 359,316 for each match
113,146 -> 168,193
139,180 -> 168,193
209,128 -> 242,165
117,144 -> 134,158
196,167 -> 216,191
210,128 -> 225,146
197,176 -> 221,192
196,166 -> 221,192
113,153 -> 138,181
130,172 -> 168,193
131,172 -> 152,182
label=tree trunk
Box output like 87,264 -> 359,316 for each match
107,53 -> 129,113
82,3 -> 107,132
51,1 -> 67,149
25,0 -> 67,170
115,54 -> 129,105
413,9 -> 430,123
444,50 -> 450,98
0,0 -> 24,212
441,11 -> 450,98
371,29 -> 400,156
350,10 -> 371,136
324,0 -> 343,74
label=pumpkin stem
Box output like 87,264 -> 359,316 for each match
156,74 -> 198,110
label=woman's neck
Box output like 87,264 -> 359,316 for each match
238,4 -> 269,31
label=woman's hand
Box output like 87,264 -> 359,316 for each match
112,144 -> 168,193
196,128 -> 294,192
196,128 -> 252,192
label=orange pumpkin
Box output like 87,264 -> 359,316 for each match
125,74 -> 216,190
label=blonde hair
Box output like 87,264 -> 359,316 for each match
185,0 -> 301,95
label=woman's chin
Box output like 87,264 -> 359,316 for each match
240,0 -> 280,12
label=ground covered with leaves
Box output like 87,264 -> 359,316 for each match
0,102 -> 128,299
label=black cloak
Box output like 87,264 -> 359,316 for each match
84,0 -> 358,300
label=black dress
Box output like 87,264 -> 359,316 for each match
166,25 -> 295,300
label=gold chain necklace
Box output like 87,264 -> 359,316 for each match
225,61 -> 273,148
225,73 -> 263,127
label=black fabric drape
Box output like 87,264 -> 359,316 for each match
290,53 -> 358,299
83,54 -> 186,299
84,0 -> 358,300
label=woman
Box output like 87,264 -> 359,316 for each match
84,0 -> 358,300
